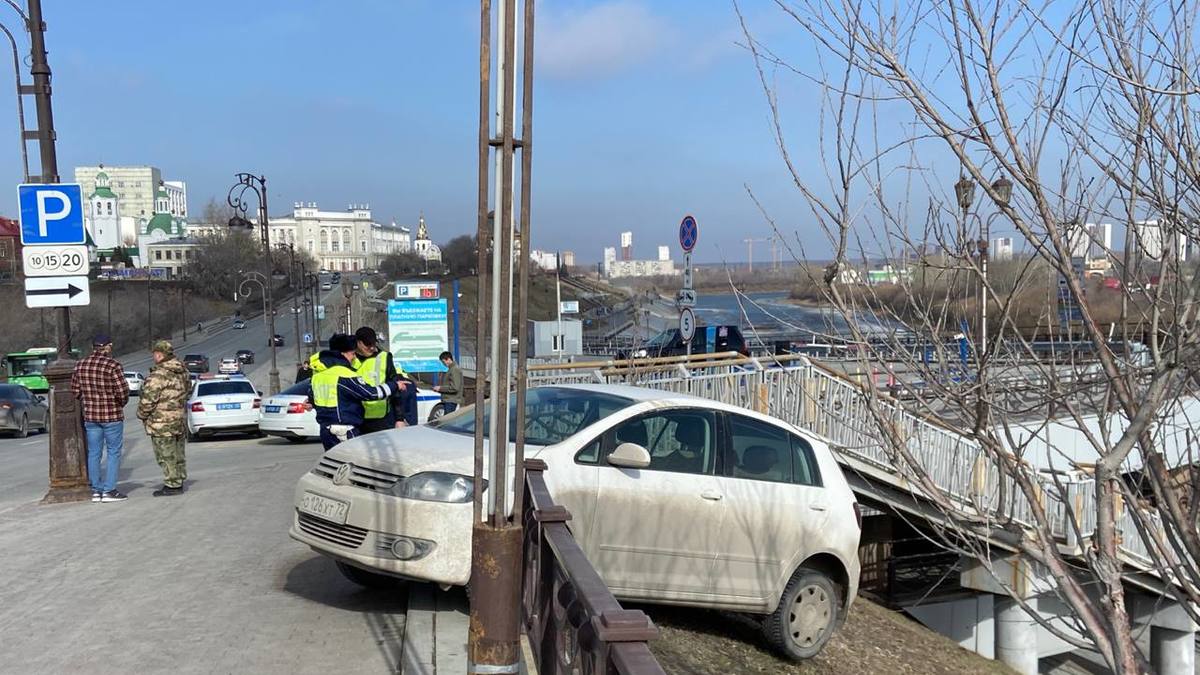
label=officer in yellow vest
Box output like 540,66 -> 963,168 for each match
353,326 -> 416,433
309,333 -> 404,450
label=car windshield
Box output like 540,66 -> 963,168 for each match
10,357 -> 49,376
124,372 -> 138,378
431,387 -> 634,446
280,382 -> 310,397
197,381 -> 255,396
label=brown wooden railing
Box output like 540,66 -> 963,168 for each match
521,459 -> 666,674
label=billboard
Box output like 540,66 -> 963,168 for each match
387,299 -> 448,373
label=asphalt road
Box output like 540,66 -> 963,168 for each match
0,285 -> 411,674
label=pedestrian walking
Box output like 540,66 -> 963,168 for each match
137,340 -> 193,497
310,333 -> 407,450
71,334 -> 129,503
294,360 -> 313,385
352,326 -> 415,433
433,351 -> 463,414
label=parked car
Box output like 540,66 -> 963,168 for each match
258,382 -> 317,442
269,334 -> 285,346
621,325 -> 750,360
124,371 -> 146,396
236,349 -> 255,364
289,384 -> 860,660
0,383 -> 49,437
232,319 -> 246,330
218,357 -> 242,375
262,383 -> 441,443
183,354 -> 210,374
186,376 -> 263,440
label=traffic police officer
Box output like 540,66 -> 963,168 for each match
353,326 -> 417,432
309,333 -> 404,450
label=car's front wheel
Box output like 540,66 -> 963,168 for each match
763,567 -> 841,660
335,561 -> 404,589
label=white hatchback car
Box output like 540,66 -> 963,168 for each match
289,384 -> 861,660
124,371 -> 145,396
218,357 -> 241,375
187,376 -> 262,440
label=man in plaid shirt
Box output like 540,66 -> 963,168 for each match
71,334 -> 130,503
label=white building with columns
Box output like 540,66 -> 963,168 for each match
265,203 -> 419,271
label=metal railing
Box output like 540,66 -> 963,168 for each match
529,354 -> 1163,572
522,459 -> 667,674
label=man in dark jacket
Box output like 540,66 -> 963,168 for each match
309,333 -> 406,450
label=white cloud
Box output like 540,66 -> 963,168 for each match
536,1 -> 672,80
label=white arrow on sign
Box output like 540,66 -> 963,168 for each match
24,275 -> 91,308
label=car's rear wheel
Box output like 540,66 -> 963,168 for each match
763,567 -> 841,661
427,403 -> 445,422
335,561 -> 404,589
14,415 -> 28,439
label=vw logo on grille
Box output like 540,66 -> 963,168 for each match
332,463 -> 353,486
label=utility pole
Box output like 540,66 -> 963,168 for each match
27,0 -> 88,503
469,0 -> 535,671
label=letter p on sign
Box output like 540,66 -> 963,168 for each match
17,183 -> 85,245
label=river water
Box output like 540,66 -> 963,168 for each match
690,291 -> 898,338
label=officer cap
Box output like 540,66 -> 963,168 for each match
152,339 -> 174,355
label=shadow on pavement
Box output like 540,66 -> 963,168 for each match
282,555 -> 407,671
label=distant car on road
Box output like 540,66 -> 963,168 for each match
183,354 -> 210,373
290,384 -> 860,661
320,282 -> 332,291
232,319 -> 246,330
218,358 -> 242,375
187,376 -> 263,440
124,371 -> 146,396
236,349 -> 255,364
0,383 -> 48,437
269,334 -> 285,347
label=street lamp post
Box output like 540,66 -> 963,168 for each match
281,244 -> 302,364
306,271 -> 320,352
228,174 -> 281,395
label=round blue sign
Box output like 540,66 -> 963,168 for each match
679,215 -> 698,252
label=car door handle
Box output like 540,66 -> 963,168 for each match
810,503 -> 828,512
700,490 -> 723,501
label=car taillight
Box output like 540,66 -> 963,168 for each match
287,402 -> 310,414
190,402 -> 204,412
253,398 -> 261,409
852,502 -> 863,530
0,402 -> 11,410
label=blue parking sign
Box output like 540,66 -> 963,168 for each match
18,183 -> 85,245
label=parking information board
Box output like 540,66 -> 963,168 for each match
387,299 -> 449,373
22,245 -> 89,277
18,183 -> 91,308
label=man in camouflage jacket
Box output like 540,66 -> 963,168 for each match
137,340 -> 193,497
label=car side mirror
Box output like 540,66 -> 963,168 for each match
608,442 -> 651,469
256,390 -> 264,397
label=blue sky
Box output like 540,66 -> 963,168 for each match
0,1 -> 831,263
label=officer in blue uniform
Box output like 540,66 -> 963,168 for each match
309,333 -> 405,450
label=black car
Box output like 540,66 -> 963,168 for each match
621,325 -> 750,360
269,334 -> 284,346
183,354 -> 210,373
0,383 -> 48,437
236,349 -> 255,364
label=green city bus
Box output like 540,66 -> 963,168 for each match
3,348 -> 69,393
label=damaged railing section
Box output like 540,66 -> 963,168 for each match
521,459 -> 666,675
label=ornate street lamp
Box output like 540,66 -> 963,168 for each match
954,175 -> 976,214
226,173 -> 280,394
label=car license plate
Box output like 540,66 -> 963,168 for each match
216,403 -> 240,410
299,492 -> 349,524
264,405 -> 281,413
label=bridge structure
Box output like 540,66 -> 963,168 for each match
527,352 -> 1198,674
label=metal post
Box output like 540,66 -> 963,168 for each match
27,0 -> 87,504
180,285 -> 187,344
260,186 -> 280,395
289,247 -> 301,363
0,20 -> 29,181
147,273 -> 153,348
452,277 -> 461,360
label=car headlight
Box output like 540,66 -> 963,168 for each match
390,472 -> 481,503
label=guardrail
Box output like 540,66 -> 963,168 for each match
522,459 -> 666,674
528,354 -> 1160,572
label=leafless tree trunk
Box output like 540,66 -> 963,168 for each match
737,0 -> 1200,671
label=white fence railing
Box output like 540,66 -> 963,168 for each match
531,358 -> 1157,570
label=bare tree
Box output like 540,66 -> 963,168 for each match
738,0 -> 1200,672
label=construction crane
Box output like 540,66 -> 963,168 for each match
743,237 -> 769,273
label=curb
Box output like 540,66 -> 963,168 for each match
401,584 -> 469,674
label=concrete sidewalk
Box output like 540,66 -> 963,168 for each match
0,445 -> 410,674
